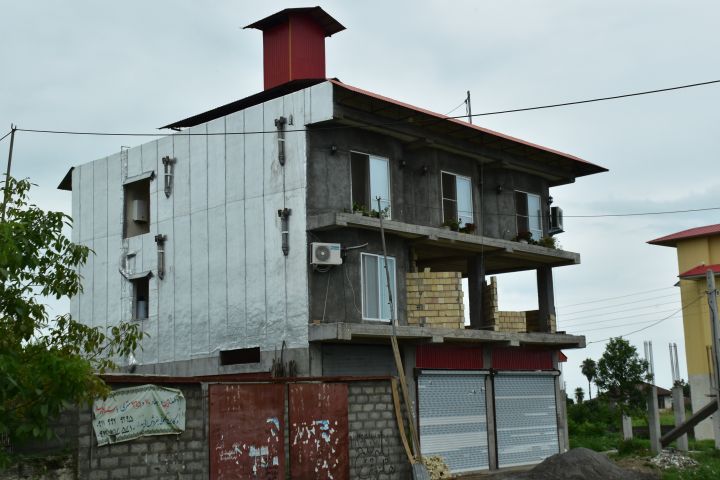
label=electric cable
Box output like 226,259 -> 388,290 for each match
11,78 -> 720,138
558,292 -> 679,316
0,131 -> 12,143
558,299 -> 680,323
586,295 -> 703,345
560,307 -> 682,329
557,286 -> 676,308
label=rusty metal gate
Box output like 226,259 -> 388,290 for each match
289,383 -> 349,480
209,384 -> 285,479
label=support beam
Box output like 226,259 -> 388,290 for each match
661,400 -> 718,447
468,254 -> 485,329
537,266 -> 556,332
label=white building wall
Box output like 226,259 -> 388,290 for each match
69,81 -> 334,372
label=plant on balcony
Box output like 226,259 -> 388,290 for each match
442,218 -> 461,232
514,230 -> 533,243
538,235 -> 561,249
369,206 -> 390,219
352,202 -> 369,216
459,222 -> 476,234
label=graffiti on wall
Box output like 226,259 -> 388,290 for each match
92,384 -> 185,446
350,431 -> 396,479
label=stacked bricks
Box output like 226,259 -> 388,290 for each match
77,384 -> 207,480
495,311 -> 528,333
526,311 -> 556,333
348,381 -> 410,479
406,269 -> 465,329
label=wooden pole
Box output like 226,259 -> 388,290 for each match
1,124 -> 17,222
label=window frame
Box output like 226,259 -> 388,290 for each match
360,252 -> 398,322
349,151 -> 392,219
515,190 -> 543,240
441,170 -> 474,227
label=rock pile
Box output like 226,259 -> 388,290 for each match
649,449 -> 698,470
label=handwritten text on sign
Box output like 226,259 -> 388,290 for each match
92,384 -> 185,446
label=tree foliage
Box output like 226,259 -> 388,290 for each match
0,178 -> 143,466
574,387 -> 585,404
581,357 -> 597,399
595,337 -> 650,414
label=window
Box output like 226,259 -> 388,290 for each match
220,347 -> 261,365
123,175 -> 151,238
361,253 -> 397,321
132,276 -> 149,320
351,152 -> 391,217
441,172 -> 473,227
515,191 -> 542,240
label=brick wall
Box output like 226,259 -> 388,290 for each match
483,276 -> 555,333
406,270 -> 464,328
77,384 -> 207,480
348,381 -> 410,480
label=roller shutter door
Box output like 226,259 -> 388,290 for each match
418,372 -> 489,473
494,374 -> 559,468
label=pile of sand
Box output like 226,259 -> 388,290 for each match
496,448 -> 658,479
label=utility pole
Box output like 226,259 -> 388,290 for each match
645,340 -> 661,453
669,342 -> 688,450
1,124 -> 17,222
707,269 -> 720,448
465,91 -> 472,124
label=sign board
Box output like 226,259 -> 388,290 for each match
92,384 -> 185,446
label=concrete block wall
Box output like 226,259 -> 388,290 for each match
483,276 -> 554,333
348,381 -> 410,480
77,384 -> 207,480
527,310 -> 556,333
406,270 -> 464,328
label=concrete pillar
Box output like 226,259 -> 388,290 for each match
536,266 -> 555,332
467,254 -> 485,329
485,374 -> 497,470
647,386 -> 662,453
672,385 -> 689,451
690,374 -> 715,440
622,415 -> 633,440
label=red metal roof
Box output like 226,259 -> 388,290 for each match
648,224 -> 720,247
678,264 -> 720,279
329,79 -> 606,172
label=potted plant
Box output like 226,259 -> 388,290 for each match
442,218 -> 461,232
538,235 -> 560,249
515,231 -> 533,243
352,202 -> 368,216
459,223 -> 476,234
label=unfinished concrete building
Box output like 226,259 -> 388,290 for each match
60,7 -> 607,476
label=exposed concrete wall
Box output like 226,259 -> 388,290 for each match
69,82 -> 335,372
406,270 -> 464,328
689,373 -> 715,440
308,228 -> 409,325
77,384 -> 207,480
306,129 -> 551,239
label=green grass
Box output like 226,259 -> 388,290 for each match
661,444 -> 720,480
632,410 -> 692,427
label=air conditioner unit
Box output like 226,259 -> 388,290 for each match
132,199 -> 149,223
550,206 -> 564,234
311,243 -> 342,265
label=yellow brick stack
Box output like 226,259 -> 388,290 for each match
406,269 -> 464,329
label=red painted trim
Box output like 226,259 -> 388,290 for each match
416,344 -> 483,369
492,347 -> 553,370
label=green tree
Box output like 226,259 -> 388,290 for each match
595,337 -> 650,415
0,178 -> 143,467
574,387 -> 585,404
581,358 -> 597,399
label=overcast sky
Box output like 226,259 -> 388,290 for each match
3,1 -> 720,395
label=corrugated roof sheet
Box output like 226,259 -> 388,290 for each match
679,264 -> 720,279
244,7 -> 345,36
648,224 -> 720,247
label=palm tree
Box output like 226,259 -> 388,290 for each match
581,358 -> 597,399
574,387 -> 585,404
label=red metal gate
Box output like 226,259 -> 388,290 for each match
289,383 -> 349,480
209,384 -> 285,479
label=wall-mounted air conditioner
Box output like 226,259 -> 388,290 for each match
311,243 -> 342,265
132,199 -> 149,223
550,206 -> 564,234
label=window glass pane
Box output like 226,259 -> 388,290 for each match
442,172 -> 456,201
527,194 -> 542,239
379,257 -> 396,320
443,199 -> 457,224
369,156 -> 391,216
351,152 -> 369,209
456,176 -> 473,226
362,255 -> 379,319
515,191 -> 528,216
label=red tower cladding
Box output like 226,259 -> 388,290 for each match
245,7 -> 345,90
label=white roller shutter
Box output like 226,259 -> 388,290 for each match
494,373 -> 559,468
418,371 -> 489,473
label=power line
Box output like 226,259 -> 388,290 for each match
586,295 -> 703,345
12,78 -> 720,139
571,316 -> 679,334
0,130 -> 12,143
562,307 -> 682,331
559,300 -> 680,323
558,293 -> 678,316
444,98 -> 468,116
557,286 -> 675,308
470,79 -> 720,118
565,206 -> 720,218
